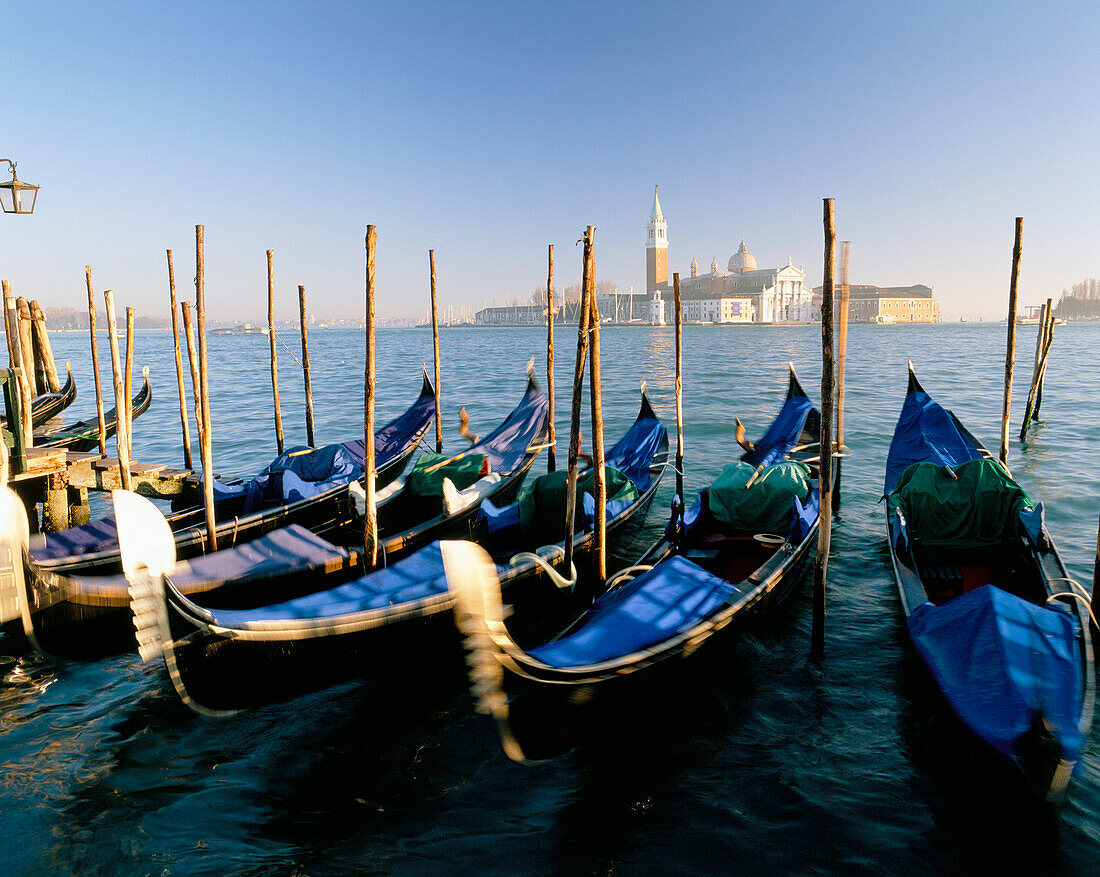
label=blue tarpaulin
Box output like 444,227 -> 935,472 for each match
72,525 -> 349,597
742,392 -> 813,468
529,555 -> 741,668
340,380 -> 436,469
479,402 -> 665,546
213,443 -> 361,514
885,387 -> 984,495
212,542 -> 449,626
908,584 -> 1084,763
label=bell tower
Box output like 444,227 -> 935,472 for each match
646,186 -> 668,292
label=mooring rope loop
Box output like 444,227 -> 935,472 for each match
509,551 -> 576,591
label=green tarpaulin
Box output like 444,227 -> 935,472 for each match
707,460 -> 811,534
516,465 -> 639,545
405,452 -> 489,499
888,457 -> 1032,547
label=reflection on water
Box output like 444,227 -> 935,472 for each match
0,322 -> 1098,872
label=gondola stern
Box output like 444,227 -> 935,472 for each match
787,361 -> 808,400
441,539 -> 533,763
524,358 -> 542,396
113,490 -> 177,579
419,364 -> 436,399
135,368 -> 153,413
127,573 -> 167,663
906,360 -> 926,396
114,490 -> 178,663
0,487 -> 30,627
638,380 -> 658,423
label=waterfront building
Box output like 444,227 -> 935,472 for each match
814,283 -> 940,323
645,191 -> 813,323
646,187 -> 670,295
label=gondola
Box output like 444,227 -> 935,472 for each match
2,372 -> 546,659
445,364 -> 824,762
118,390 -> 664,715
884,364 -> 1093,804
22,370 -> 438,578
373,371 -> 551,560
33,367 -> 152,451
3,362 -> 78,430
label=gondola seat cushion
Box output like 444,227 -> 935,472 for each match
406,453 -> 489,499
888,458 -> 1032,548
707,461 -> 811,534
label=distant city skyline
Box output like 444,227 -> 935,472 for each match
2,2 -> 1097,325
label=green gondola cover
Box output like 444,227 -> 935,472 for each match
516,465 -> 639,545
405,452 -> 489,499
707,460 -> 811,534
888,457 -> 1032,547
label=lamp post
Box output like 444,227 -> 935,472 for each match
0,160 -> 39,214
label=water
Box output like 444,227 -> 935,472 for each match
2,323 -> 1099,874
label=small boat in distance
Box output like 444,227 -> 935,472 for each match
209,323 -> 268,336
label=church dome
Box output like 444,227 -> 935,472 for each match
727,240 -> 757,273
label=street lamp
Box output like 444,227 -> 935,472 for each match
0,160 -> 39,214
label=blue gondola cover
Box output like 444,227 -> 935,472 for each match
908,584 -> 1084,763
742,393 -> 813,468
212,542 -> 449,626
213,443 -> 361,514
528,555 -> 740,668
885,386 -> 984,495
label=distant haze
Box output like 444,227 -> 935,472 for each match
2,3 -> 1097,324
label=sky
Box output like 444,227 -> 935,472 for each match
2,1 -> 1098,323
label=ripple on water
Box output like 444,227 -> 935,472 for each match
1,323 -> 1097,873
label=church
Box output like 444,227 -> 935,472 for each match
645,188 -> 815,323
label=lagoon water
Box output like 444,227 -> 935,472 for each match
2,322 -> 1099,874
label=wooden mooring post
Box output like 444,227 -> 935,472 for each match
834,241 -> 850,509
562,246 -> 593,578
1020,296 -> 1055,440
364,226 -> 378,567
585,227 -> 607,588
16,298 -> 38,397
4,284 -> 34,446
195,225 -> 217,551
267,250 -> 284,455
103,289 -> 132,492
546,244 -> 556,472
181,302 -> 205,464
85,267 -> 107,455
429,250 -> 443,453
29,301 -> 60,392
999,217 -> 1023,467
124,306 -> 135,459
167,250 -> 193,468
812,197 -> 837,657
298,285 -> 315,448
673,272 -> 684,513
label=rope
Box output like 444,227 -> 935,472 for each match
606,564 -> 653,590
273,330 -> 304,368
510,551 -> 576,591
1046,578 -> 1099,630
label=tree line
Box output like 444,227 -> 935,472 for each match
1054,277 -> 1100,319
42,307 -> 169,330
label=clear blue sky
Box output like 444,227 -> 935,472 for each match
3,1 -> 1097,322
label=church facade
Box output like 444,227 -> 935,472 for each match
645,188 -> 815,323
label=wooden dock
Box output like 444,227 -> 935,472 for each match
10,448 -> 203,531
